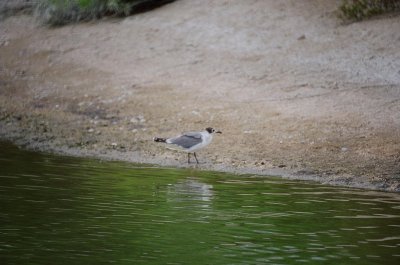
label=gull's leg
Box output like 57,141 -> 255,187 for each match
193,152 -> 199,164
187,153 -> 191,164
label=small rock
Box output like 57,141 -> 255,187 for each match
341,147 -> 348,152
87,128 -> 94,133
297,34 -> 306,40
138,114 -> 144,120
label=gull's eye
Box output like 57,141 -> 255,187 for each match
212,129 -> 215,133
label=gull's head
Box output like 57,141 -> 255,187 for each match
206,127 -> 222,134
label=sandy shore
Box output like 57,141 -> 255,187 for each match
0,0 -> 399,191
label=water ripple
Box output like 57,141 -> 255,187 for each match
1,142 -> 400,265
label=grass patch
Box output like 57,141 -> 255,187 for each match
35,0 -> 175,26
339,0 -> 400,21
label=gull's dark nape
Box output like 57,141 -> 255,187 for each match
206,127 -> 213,133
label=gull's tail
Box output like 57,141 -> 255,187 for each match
153,137 -> 167,143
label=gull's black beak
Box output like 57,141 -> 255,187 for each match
216,130 -> 222,134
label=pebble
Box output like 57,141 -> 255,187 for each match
297,34 -> 306,40
138,115 -> 146,123
130,115 -> 146,123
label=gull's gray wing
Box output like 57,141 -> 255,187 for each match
167,132 -> 202,149
183,132 -> 202,138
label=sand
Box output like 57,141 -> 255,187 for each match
0,0 -> 399,191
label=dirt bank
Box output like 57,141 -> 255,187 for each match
1,0 -> 399,191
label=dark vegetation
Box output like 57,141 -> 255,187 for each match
339,0 -> 400,20
0,0 -> 35,20
34,0 -> 176,25
1,0 -> 399,25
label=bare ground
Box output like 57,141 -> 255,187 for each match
0,0 -> 399,191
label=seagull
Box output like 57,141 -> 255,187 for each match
153,127 -> 222,164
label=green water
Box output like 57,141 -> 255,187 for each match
1,142 -> 400,265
